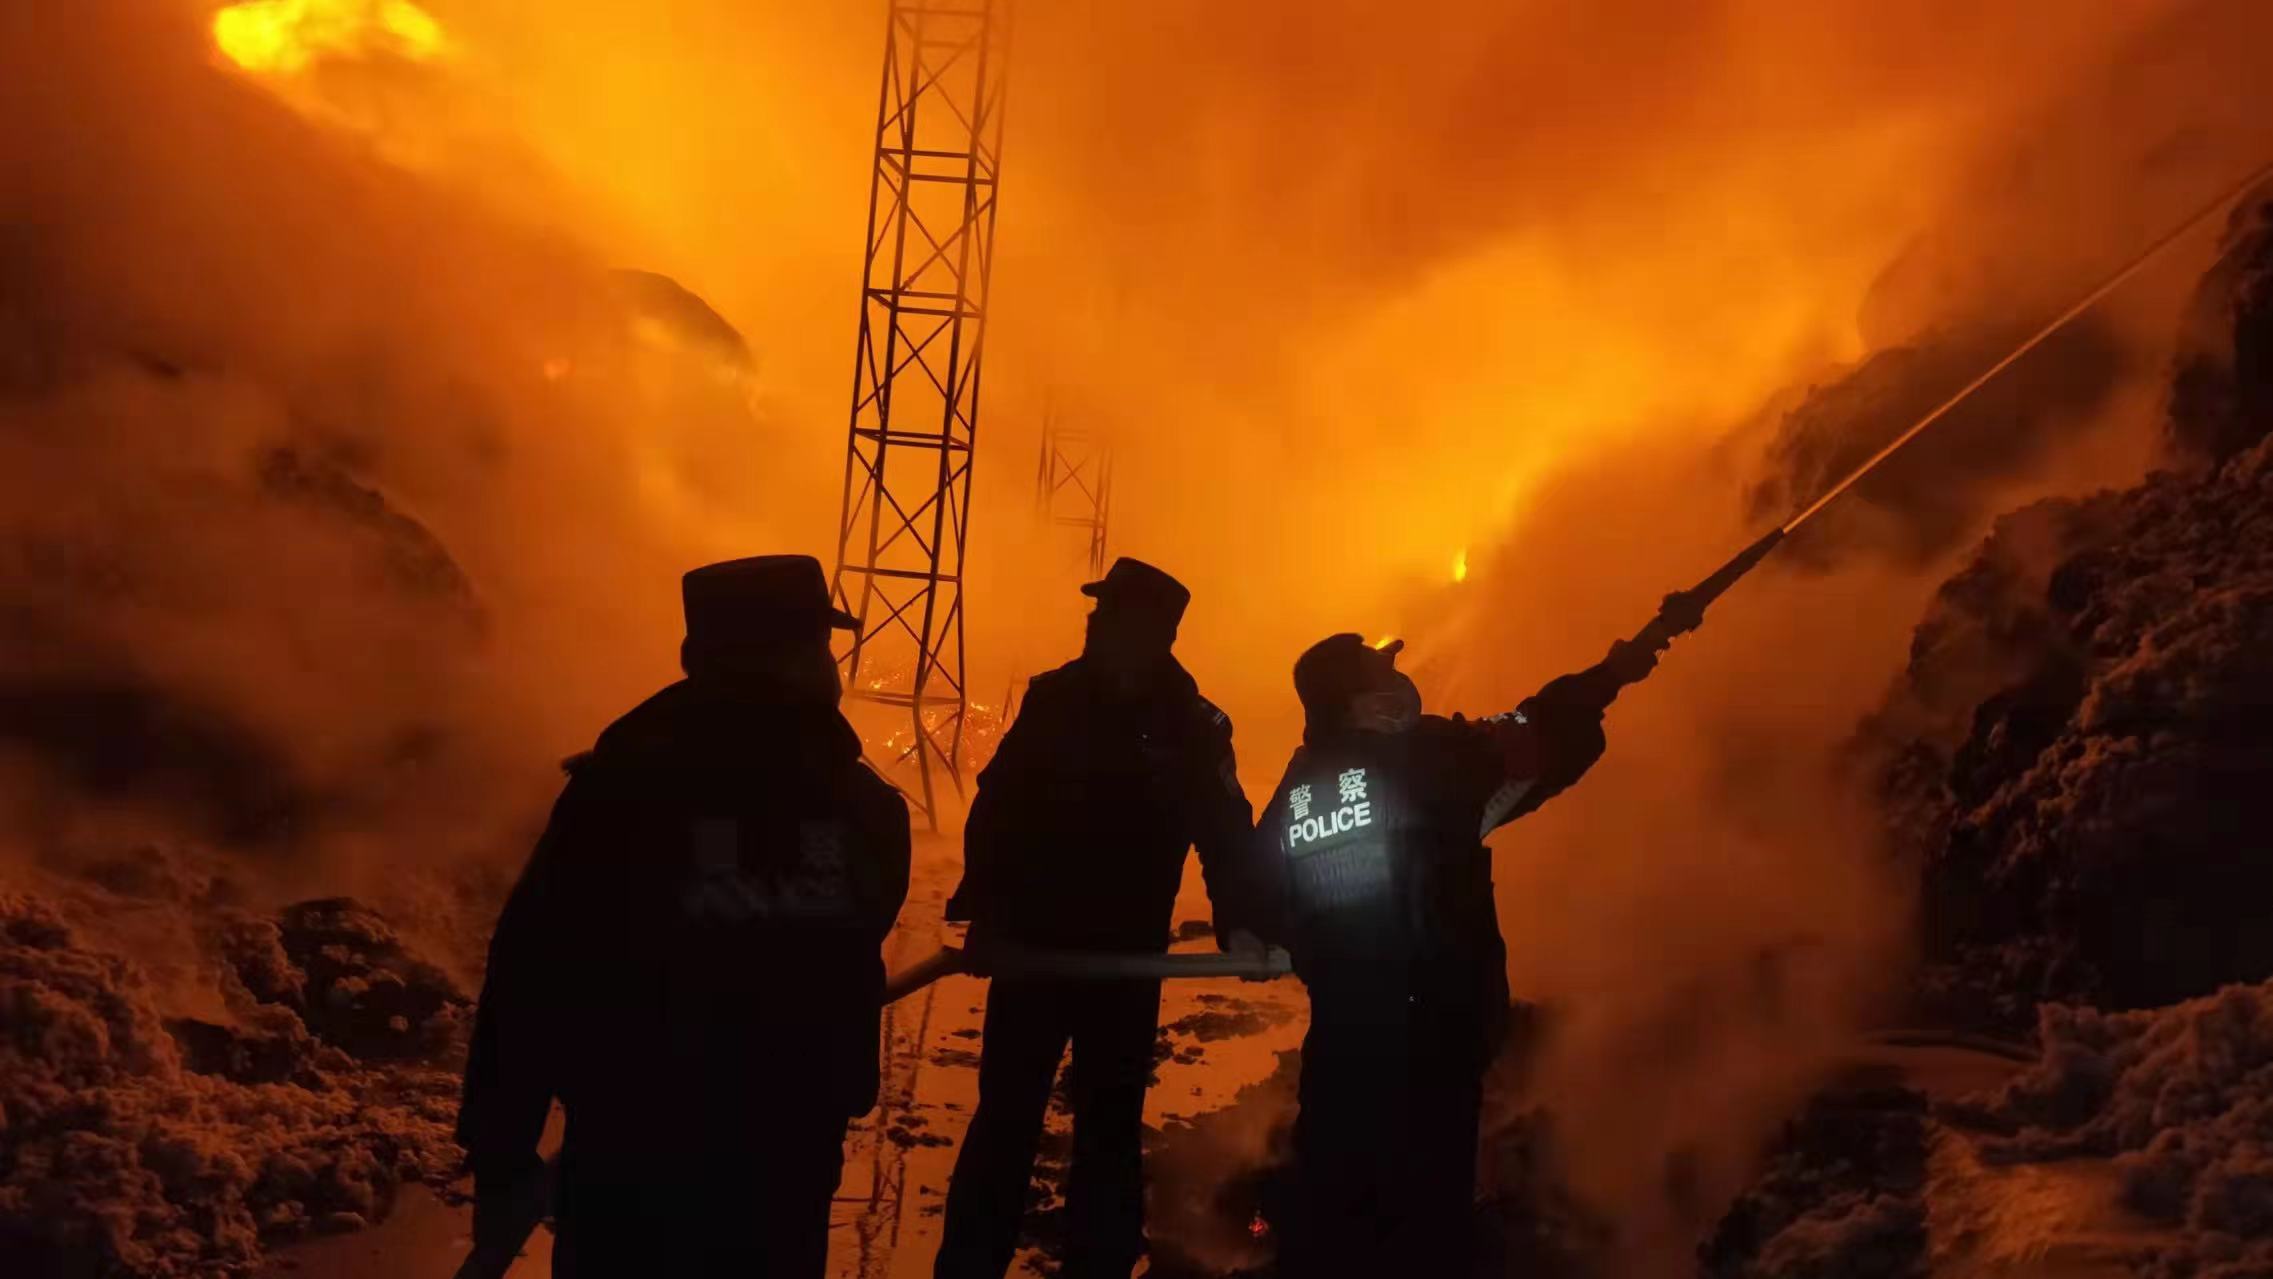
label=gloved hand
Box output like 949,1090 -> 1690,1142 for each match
1218,925 -> 1265,956
1602,636 -> 1661,686
1658,588 -> 1708,636
1219,927 -> 1273,982
959,918 -> 1003,977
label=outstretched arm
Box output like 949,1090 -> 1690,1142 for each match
1467,560 -> 1738,831
1475,637 -> 1662,833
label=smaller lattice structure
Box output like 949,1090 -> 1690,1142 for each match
1034,411 -> 1113,578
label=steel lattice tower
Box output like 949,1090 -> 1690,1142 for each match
831,0 -> 1009,826
1034,408 -> 1113,578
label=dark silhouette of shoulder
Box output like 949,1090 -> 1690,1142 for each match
1018,662 -> 1079,712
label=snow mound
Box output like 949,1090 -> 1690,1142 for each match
1700,1085 -> 1930,1279
1865,427 -> 2273,1023
1948,980 -> 2273,1278
0,888 -> 466,1276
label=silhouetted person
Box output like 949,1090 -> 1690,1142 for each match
458,555 -> 910,1278
1249,632 -> 1658,1277
934,558 -> 1255,1279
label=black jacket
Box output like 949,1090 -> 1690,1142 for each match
1247,659 -> 1618,1036
457,680 -> 910,1169
947,655 -> 1252,951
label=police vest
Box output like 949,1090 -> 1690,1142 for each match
648,768 -> 888,1111
1273,733 -> 1506,971
1275,741 -> 1421,945
676,812 -> 866,927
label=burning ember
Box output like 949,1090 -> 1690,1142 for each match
211,0 -> 446,74
873,695 -> 1010,776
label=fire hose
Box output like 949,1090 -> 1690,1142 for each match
450,939 -> 1292,1279
884,939 -> 1293,1000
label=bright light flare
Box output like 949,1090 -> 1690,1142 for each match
212,0 -> 446,74
1452,548 -> 1469,583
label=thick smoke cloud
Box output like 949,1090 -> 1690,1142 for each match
2170,198 -> 2273,465
1740,0 -> 2273,569
0,1 -> 828,891
1860,213 -> 2273,1026
1327,3 -> 2273,1268
4,1 -> 2273,1274
1744,319 -> 2129,568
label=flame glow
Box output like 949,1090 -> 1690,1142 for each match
1452,548 -> 1470,583
211,0 -> 446,74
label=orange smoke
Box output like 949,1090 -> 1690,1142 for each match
8,1 -> 2273,1270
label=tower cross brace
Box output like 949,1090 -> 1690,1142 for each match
1035,411 -> 1113,580
830,0 -> 1010,826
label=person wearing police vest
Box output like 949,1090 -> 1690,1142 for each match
457,555 -> 910,1278
934,557 -> 1256,1279
1250,630 -> 1662,1277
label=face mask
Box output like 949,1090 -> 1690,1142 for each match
1348,672 -> 1422,734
